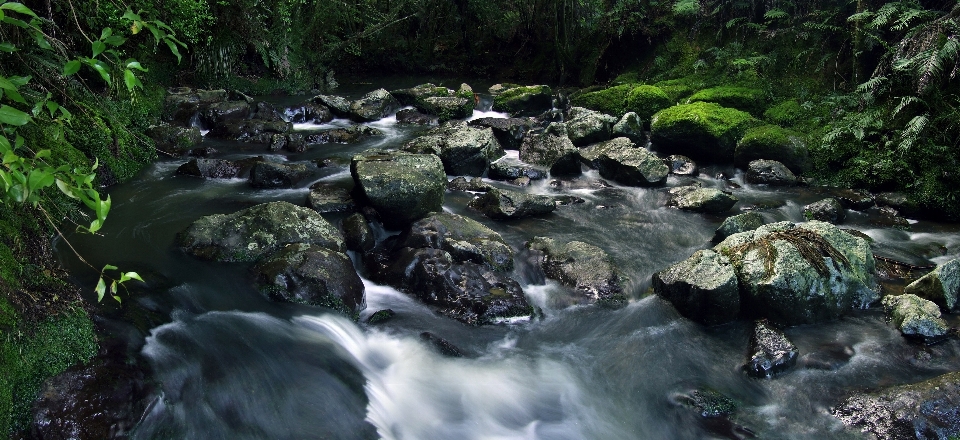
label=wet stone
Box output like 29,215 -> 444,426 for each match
744,319 -> 798,378
307,182 -> 356,213
366,309 -> 395,324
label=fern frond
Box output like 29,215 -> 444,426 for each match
870,2 -> 901,30
898,113 -> 929,152
856,76 -> 887,94
892,96 -> 923,117
765,9 -> 789,21
847,11 -> 874,23
916,37 -> 960,92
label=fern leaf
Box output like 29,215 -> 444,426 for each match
847,11 -> 874,23
892,96 -> 922,117
898,113 -> 929,152
856,76 -> 887,94
765,9 -> 789,21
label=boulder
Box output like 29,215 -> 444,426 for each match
176,158 -> 255,179
307,182 -> 356,213
580,137 -> 669,187
744,319 -> 798,378
687,86 -> 767,116
305,125 -> 383,144
834,371 -> 960,440
177,201 -> 345,262
350,150 -> 446,229
342,213 -> 375,252
420,332 -> 465,357
488,158 -> 547,181
735,124 -> 809,174
447,176 -> 493,192
492,85 -> 554,116
650,102 -> 757,163
713,212 -> 765,242
664,154 -> 699,176
200,100 -> 252,127
349,88 -> 401,121
397,212 -> 514,271
875,192 -> 921,218
612,112 -> 645,144
881,294 -> 950,343
286,102 -> 333,124
468,117 -> 535,150
903,258 -> 960,311
624,85 -> 673,121
714,221 -> 878,325
527,237 -> 624,303
667,185 -> 738,213
396,108 -> 439,126
313,94 -> 351,117
829,188 -> 875,211
803,198 -> 845,224
569,84 -> 633,116
565,107 -> 616,147
146,124 -> 203,157
253,243 -> 365,316
519,123 -> 581,176
653,249 -> 740,325
468,188 -> 556,220
745,159 -> 797,186
420,96 -> 474,122
391,83 -> 448,106
207,119 -> 292,143
402,121 -> 505,176
249,161 -> 311,189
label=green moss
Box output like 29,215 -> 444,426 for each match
651,102 -> 758,161
569,84 -> 635,116
653,78 -> 703,101
611,71 -> 640,86
736,124 -> 808,172
687,86 -> 767,116
0,307 -> 97,435
624,85 -> 672,120
494,85 -> 551,103
763,100 -> 805,128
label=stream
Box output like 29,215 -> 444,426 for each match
57,78 -> 960,439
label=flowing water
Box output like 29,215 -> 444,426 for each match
57,79 -> 960,439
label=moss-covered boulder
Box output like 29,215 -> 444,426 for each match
735,124 -> 809,173
397,212 -> 514,271
763,100 -> 806,128
394,83 -> 476,122
177,201 -> 345,262
714,221 -> 878,325
569,84 -> 633,117
351,150 -> 446,229
468,188 -> 556,220
650,102 -> 758,163
667,185 -> 738,213
492,85 -> 553,116
580,137 -> 668,187
313,94 -> 351,117
519,123 -> 581,176
565,107 -> 616,146
624,85 -> 673,121
402,121 -> 505,176
714,212 -> 765,242
307,182 -> 356,213
653,79 -> 697,102
145,124 -> 203,157
253,243 -> 365,316
903,258 -> 960,312
687,86 -> 766,116
349,88 -> 401,121
342,213 -> 374,252
527,237 -> 624,304
653,249 -> 741,325
304,125 -> 384,144
881,294 -> 949,343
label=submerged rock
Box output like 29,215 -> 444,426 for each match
397,212 -> 514,271
664,154 -> 699,176
714,212 -> 765,242
653,249 -> 740,325
177,201 -> 345,262
253,243 -> 365,316
468,188 -> 556,220
746,159 -> 796,186
667,185 -> 738,213
395,108 -> 439,125
488,159 -> 548,182
419,332 -> 465,357
527,237 -> 624,304
903,258 -> 960,312
744,319 -> 798,378
834,371 -> 960,440
882,294 -> 950,344
350,150 -> 446,229
402,121 -> 505,176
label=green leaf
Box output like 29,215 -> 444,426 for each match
112,295 -> 121,303
27,168 -> 55,191
121,9 -> 141,22
3,87 -> 24,104
95,277 -> 106,302
109,280 -> 117,294
1,16 -> 29,29
0,42 -> 15,53
164,38 -> 182,63
118,271 -> 143,283
104,35 -> 126,46
45,101 -> 59,117
88,60 -> 111,85
63,59 -> 82,76
100,27 -> 113,40
0,76 -> 15,91
8,76 -> 29,87
91,40 -> 106,58
102,264 -> 118,271
0,105 -> 30,126
123,69 -> 142,92
125,60 -> 147,71
0,3 -> 37,18
31,30 -> 51,50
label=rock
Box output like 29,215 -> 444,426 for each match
488,83 -> 522,95
650,102 -> 757,163
420,96 -> 474,122
286,101 -> 333,123
176,158 -> 249,179
349,88 -> 401,121
492,85 -> 554,116
420,332 -> 465,357
468,188 -> 556,220
269,133 -> 288,152
305,125 -> 383,144
746,159 -> 797,186
676,388 -> 738,418
565,107 -> 616,147
714,212 -> 765,242
519,123 -> 581,176
667,185 -> 738,213
249,161 -> 311,189
342,213 -> 375,252
829,188 -> 875,211
580,137 -> 668,187
397,212 -> 514,271
250,101 -> 285,122
527,237 -> 624,304
744,319 -> 798,378
284,134 -> 307,152
177,201 -> 345,262
664,155 -> 699,176
313,94 -> 351,117
391,83 -> 447,106
612,112 -> 646,144
834,371 -> 960,440
875,192 -> 921,218
624,85 -> 673,121
377,247 -> 533,325
447,176 -> 493,192
146,124 -> 204,157
200,100 -> 252,127
207,119 -> 292,143
307,182 -> 356,213
803,198 -> 845,224
735,124 -> 809,174
687,86 -> 767,116
903,258 -> 960,311
468,117 -> 535,150
366,309 -> 395,324
569,84 -> 633,117
488,158 -> 547,181
351,150 -> 446,229
882,294 -> 950,343
402,121 -> 505,176
714,221 -> 878,325
396,108 -> 439,125
652,249 -> 740,325
253,243 -> 365,316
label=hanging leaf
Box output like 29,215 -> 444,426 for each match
0,105 -> 30,126
0,42 -> 14,53
95,276 -> 106,302
164,38 -> 183,63
63,59 -> 82,75
123,69 -> 142,92
92,40 -> 106,58
0,3 -> 37,18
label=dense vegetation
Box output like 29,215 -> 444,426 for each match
0,0 -> 958,437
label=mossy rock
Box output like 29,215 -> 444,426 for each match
653,78 -> 699,101
611,71 -> 641,86
735,124 -> 809,173
624,85 -> 673,121
491,85 -> 553,116
686,86 -> 767,116
569,84 -> 635,117
763,100 -> 806,128
651,102 -> 759,162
